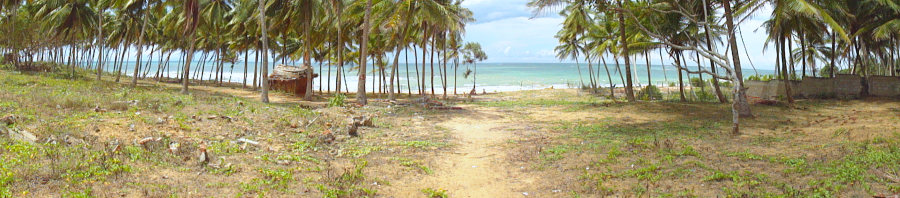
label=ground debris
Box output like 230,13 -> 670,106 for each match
237,138 -> 260,146
6,127 -> 37,143
198,143 -> 210,166
1,114 -> 17,125
320,129 -> 336,144
137,137 -> 159,145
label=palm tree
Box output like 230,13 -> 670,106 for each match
463,42 -> 486,93
257,0 -> 270,102
180,0 -> 200,94
36,0 -> 99,78
356,0 -> 373,105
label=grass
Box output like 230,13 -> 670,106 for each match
510,91 -> 900,196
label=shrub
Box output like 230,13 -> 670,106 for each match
637,85 -> 663,101
746,74 -> 776,81
328,94 -> 346,107
694,90 -> 718,102
689,77 -> 706,88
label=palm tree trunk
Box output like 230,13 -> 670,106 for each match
357,0 -> 373,105
645,51 -> 651,87
182,35 -> 195,94
575,55 -> 583,89
335,3 -> 344,95
421,25 -> 428,96
695,51 -> 704,93
780,36 -> 794,103
327,59 -> 332,93
830,31 -> 836,78
254,49 -> 260,88
618,0 -> 634,102
303,25 -> 314,100
454,56 -> 458,95
243,51 -> 248,88
676,52 -> 686,102
96,15 -> 104,81
389,28 -> 407,100
116,45 -> 127,82
613,54 -> 625,90
788,37 -> 795,78
472,62 -> 477,92
258,0 -> 270,102
406,47 -> 412,95
600,55 -> 614,99
588,56 -> 597,92
800,29 -> 807,77
430,31 -> 436,96
68,42 -> 76,78
724,0 -> 751,134
414,44 -> 421,95
132,10 -> 149,87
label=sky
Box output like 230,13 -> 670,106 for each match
462,0 -> 779,69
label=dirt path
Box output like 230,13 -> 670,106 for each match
388,106 -> 537,197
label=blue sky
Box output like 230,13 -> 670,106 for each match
462,0 -> 779,69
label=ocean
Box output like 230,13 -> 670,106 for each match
98,61 -> 775,93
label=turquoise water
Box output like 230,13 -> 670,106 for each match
99,61 -> 774,93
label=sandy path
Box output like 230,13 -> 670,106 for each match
388,106 -> 536,197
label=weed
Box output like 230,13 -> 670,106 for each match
260,168 -> 294,191
421,188 -> 449,198
318,160 -> 374,198
833,128 -> 849,137
328,94 -> 346,107
208,141 -> 245,155
540,145 -> 570,162
624,164 -> 661,182
395,140 -> 447,149
392,157 -> 433,174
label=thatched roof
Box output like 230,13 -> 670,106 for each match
269,64 -> 318,80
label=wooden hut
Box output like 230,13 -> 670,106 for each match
268,64 -> 318,96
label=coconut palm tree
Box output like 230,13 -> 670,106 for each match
180,0 -> 200,94
36,0 -> 99,78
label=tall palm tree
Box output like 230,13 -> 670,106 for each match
180,0 -> 200,94
356,0 -> 373,105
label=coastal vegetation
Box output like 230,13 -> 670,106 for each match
531,0 -> 900,133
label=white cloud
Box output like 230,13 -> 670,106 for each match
465,16 -> 563,63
